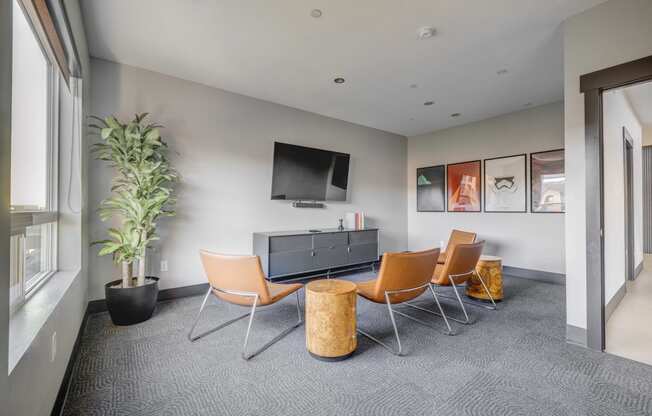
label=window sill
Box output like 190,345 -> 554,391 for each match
8,268 -> 81,374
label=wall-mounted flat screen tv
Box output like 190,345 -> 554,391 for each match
271,142 -> 350,201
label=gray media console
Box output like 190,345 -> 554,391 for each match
253,228 -> 379,280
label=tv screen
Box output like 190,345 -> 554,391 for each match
271,142 -> 350,201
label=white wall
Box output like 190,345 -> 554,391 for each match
407,102 -> 565,273
563,0 -> 652,333
89,59 -> 408,300
603,89 -> 643,305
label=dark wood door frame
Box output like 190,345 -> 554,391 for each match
580,55 -> 652,351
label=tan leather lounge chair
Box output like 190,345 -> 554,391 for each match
188,250 -> 303,360
431,241 -> 496,325
355,248 -> 452,355
438,229 -> 477,264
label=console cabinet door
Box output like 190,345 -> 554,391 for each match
269,251 -> 315,277
269,235 -> 313,252
315,246 -> 349,268
347,243 -> 378,264
349,230 -> 377,245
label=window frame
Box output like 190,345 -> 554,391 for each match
9,0 -> 59,314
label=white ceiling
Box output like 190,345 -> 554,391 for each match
80,0 -> 606,137
624,81 -> 652,127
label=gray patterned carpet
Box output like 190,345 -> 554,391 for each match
62,272 -> 652,416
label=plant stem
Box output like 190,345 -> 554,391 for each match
137,252 -> 146,286
121,262 -> 131,288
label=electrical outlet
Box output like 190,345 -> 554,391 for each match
160,260 -> 168,272
51,332 -> 57,362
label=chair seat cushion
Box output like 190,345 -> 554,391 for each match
356,279 -> 381,303
268,282 -> 303,304
356,279 -> 427,304
214,282 -> 302,306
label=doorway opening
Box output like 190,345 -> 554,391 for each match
580,55 -> 652,355
600,80 -> 652,365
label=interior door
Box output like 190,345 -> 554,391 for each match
624,129 -> 635,280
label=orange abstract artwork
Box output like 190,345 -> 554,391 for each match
447,161 -> 481,212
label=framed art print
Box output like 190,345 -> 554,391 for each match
530,149 -> 565,213
417,165 -> 445,212
484,154 -> 526,212
447,160 -> 481,212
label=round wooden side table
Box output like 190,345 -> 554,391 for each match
466,255 -> 503,301
305,279 -> 357,361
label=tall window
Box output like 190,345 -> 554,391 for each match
10,0 -> 58,313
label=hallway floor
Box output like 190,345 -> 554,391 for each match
607,254 -> 652,365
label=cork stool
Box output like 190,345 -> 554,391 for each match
305,279 -> 357,361
466,255 -> 503,301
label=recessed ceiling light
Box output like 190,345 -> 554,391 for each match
418,27 -> 436,39
496,69 -> 509,75
410,84 -> 418,89
310,9 -> 322,18
424,101 -> 434,106
451,113 -> 461,117
333,77 -> 345,84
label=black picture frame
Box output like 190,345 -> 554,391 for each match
483,154 -> 527,213
447,160 -> 482,212
530,149 -> 565,213
416,165 -> 445,212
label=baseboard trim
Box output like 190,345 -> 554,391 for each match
605,282 -> 627,322
87,282 -> 212,314
503,265 -> 565,285
634,261 -> 644,280
566,324 -> 588,347
50,305 -> 90,416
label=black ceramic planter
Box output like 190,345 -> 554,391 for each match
105,277 -> 159,325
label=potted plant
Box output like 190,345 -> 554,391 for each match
91,113 -> 177,325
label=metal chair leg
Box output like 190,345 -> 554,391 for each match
474,271 -> 497,310
400,285 -> 455,335
429,284 -> 454,334
357,294 -> 403,356
187,288 -> 251,342
242,291 -> 304,360
189,287 -> 303,360
448,275 -> 472,324
434,279 -> 497,311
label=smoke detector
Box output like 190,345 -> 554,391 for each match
418,27 -> 436,39
310,9 -> 322,18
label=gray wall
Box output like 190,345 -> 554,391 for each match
407,102 -> 565,274
644,146 -> 652,253
89,59 -> 408,300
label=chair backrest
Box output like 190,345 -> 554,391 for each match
199,250 -> 271,303
438,241 -> 485,284
446,229 -> 476,252
374,248 -> 440,303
